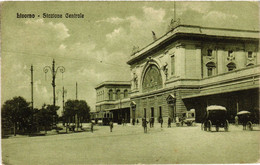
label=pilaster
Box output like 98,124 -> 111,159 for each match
195,46 -> 202,79
236,50 -> 246,69
175,43 -> 186,78
217,49 -> 225,74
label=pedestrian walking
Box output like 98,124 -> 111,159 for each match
151,117 -> 154,127
235,115 -> 239,126
91,122 -> 94,133
109,120 -> 113,132
168,117 -> 172,128
175,116 -> 180,127
159,116 -> 163,128
132,118 -> 135,125
142,118 -> 148,133
122,118 -> 125,126
149,118 -> 152,128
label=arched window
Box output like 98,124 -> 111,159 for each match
207,49 -> 213,56
142,64 -> 163,92
248,51 -> 253,58
116,90 -> 120,100
108,89 -> 113,100
227,62 -> 236,71
206,62 -> 216,77
124,90 -> 128,98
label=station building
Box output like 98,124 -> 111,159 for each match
127,23 -> 260,123
95,81 -> 131,123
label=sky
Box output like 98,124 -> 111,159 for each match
1,1 -> 259,114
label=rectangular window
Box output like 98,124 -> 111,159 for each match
151,107 -> 154,118
248,51 -> 253,58
171,55 -> 175,75
207,49 -> 213,56
159,106 -> 162,117
207,68 -> 213,77
144,108 -> 146,118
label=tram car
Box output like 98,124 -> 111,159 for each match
201,105 -> 229,132
91,111 -> 113,125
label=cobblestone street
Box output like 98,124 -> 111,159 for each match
2,123 -> 260,165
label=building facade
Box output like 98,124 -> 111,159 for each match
95,81 -> 131,123
127,24 -> 260,123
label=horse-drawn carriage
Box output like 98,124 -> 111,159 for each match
201,105 -> 229,132
237,111 -> 254,131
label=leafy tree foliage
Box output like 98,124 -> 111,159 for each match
35,104 -> 59,133
64,100 -> 90,130
2,96 -> 32,136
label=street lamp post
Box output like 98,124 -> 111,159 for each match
57,86 -> 67,115
43,59 -> 65,107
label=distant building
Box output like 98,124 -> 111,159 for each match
127,24 -> 259,123
95,81 -> 131,123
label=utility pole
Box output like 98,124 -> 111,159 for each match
30,65 -> 34,110
57,86 -> 67,114
43,59 -> 65,107
30,65 -> 34,134
174,1 -> 176,22
76,82 -> 78,100
62,86 -> 66,114
75,82 -> 78,131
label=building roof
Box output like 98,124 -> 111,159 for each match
127,24 -> 260,65
95,81 -> 131,89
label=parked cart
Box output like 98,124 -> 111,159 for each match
201,105 -> 229,132
237,111 -> 253,131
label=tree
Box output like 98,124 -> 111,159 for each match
35,104 -> 59,133
63,100 -> 90,131
2,96 -> 31,136
77,100 -> 91,125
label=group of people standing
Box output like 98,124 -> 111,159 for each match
141,116 -> 173,133
90,116 -> 173,134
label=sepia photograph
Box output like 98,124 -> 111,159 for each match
1,1 -> 260,164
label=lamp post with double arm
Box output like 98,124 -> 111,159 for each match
43,59 -> 65,108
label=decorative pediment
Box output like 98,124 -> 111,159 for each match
130,101 -> 136,107
166,94 -> 176,104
